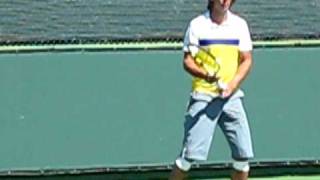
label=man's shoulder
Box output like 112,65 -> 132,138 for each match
228,11 -> 248,26
189,11 -> 209,26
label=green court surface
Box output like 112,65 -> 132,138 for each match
250,176 -> 320,180
202,175 -> 320,180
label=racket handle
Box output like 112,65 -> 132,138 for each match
217,81 -> 227,90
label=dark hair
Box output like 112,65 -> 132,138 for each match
231,0 -> 236,6
207,0 -> 237,10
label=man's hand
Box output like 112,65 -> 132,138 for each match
222,80 -> 239,98
205,73 -> 219,83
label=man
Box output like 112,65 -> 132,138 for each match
169,0 -> 254,180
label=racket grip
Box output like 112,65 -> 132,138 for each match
217,81 -> 227,90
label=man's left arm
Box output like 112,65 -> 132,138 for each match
222,51 -> 253,98
222,17 -> 253,98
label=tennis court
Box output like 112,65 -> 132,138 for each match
207,176 -> 320,180
0,0 -> 319,179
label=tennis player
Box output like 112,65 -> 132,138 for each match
169,0 -> 254,180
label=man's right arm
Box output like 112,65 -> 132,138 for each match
183,52 -> 216,82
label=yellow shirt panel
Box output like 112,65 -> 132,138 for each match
192,45 -> 239,96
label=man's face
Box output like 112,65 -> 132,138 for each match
208,0 -> 232,12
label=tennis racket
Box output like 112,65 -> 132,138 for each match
187,43 -> 227,90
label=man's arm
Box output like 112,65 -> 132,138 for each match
183,52 -> 217,82
222,51 -> 253,98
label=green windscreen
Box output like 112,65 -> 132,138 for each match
0,47 -> 319,172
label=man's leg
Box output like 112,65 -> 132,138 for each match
169,157 -> 192,180
170,93 -> 225,179
169,161 -> 249,180
219,96 -> 254,180
231,161 -> 250,180
169,165 -> 188,180
231,170 -> 248,180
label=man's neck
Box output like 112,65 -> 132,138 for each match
210,10 -> 228,25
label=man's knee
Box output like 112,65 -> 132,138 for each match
175,157 -> 192,171
232,160 -> 250,172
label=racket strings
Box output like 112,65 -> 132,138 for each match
194,48 -> 220,76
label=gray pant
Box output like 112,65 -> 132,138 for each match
180,91 -> 254,161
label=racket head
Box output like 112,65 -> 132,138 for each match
187,43 -> 227,90
187,43 -> 220,76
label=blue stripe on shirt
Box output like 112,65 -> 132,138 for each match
199,39 -> 239,46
